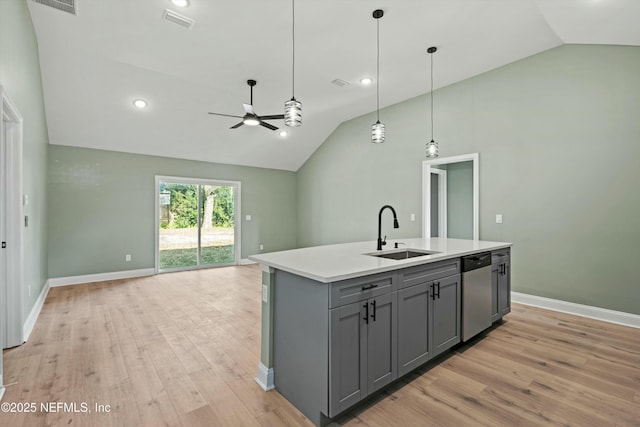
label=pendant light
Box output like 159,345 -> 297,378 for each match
284,0 -> 302,127
426,46 -> 439,157
371,9 -> 385,144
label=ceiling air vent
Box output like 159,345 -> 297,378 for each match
331,79 -> 351,88
163,9 -> 195,29
33,0 -> 76,15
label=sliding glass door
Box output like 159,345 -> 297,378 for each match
156,177 -> 240,272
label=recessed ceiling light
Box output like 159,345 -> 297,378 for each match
279,130 -> 288,137
170,0 -> 189,7
133,99 -> 148,109
360,77 -> 373,86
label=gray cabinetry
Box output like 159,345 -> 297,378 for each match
272,252 -> 504,426
328,275 -> 397,417
397,283 -> 430,375
431,273 -> 461,358
397,261 -> 460,376
491,249 -> 511,322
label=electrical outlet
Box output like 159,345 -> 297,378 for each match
259,244 -> 264,251
496,214 -> 503,224
125,254 -> 132,262
28,286 -> 31,297
245,214 -> 252,221
410,213 -> 416,221
262,285 -> 268,303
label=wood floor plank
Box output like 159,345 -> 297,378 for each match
2,266 -> 639,427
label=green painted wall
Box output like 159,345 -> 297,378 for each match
297,44 -> 640,315
48,146 -> 297,278
0,0 -> 49,324
446,161 -> 473,239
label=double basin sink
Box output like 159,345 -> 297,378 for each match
365,248 -> 440,260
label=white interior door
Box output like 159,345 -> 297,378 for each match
1,86 -> 25,350
430,169 -> 447,238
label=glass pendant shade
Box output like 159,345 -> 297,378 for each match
426,139 -> 439,157
284,98 -> 302,127
372,121 -> 385,144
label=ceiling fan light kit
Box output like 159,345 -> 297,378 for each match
208,79 -> 285,131
426,46 -> 439,158
371,9 -> 385,144
284,0 -> 302,127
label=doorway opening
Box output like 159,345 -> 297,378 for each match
423,153 -> 479,240
155,176 -> 241,272
1,86 -> 25,352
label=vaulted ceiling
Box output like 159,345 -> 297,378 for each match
28,0 -> 640,171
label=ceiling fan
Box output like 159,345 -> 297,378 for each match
208,79 -> 285,131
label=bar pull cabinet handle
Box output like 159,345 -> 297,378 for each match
435,281 -> 441,299
371,300 -> 377,322
363,302 -> 369,325
362,283 -> 378,291
431,283 -> 436,300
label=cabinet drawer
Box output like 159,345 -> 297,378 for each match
492,248 -> 511,266
329,272 -> 395,308
398,259 -> 460,289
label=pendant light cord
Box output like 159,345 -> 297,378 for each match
376,16 -> 380,122
291,0 -> 296,99
430,51 -> 434,140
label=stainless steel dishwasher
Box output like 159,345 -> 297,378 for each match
461,252 -> 492,341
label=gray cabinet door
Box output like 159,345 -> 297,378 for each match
491,250 -> 511,322
491,262 -> 501,322
498,257 -> 511,316
397,283 -> 430,376
329,301 -> 367,417
431,274 -> 461,358
366,292 -> 397,394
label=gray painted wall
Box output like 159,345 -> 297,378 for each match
48,146 -> 297,278
0,0 -> 49,328
297,45 -> 640,315
446,161 -> 473,239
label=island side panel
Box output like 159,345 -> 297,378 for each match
274,270 -> 330,426
257,266 -> 275,390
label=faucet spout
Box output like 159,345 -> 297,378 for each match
377,205 -> 399,250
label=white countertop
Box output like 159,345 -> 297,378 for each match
249,238 -> 511,283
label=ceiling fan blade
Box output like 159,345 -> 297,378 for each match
259,114 -> 285,120
259,121 -> 278,131
243,103 -> 256,115
230,121 -> 244,129
208,112 -> 243,119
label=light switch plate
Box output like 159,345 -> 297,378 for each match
410,213 -> 416,221
262,285 -> 268,303
496,214 -> 503,224
245,214 -> 252,221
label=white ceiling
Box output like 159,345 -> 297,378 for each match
28,0 -> 640,171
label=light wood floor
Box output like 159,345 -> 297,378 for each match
1,265 -> 639,426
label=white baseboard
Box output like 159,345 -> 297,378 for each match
512,292 -> 640,329
23,280 -> 50,341
255,362 -> 274,391
239,258 -> 256,265
48,268 -> 155,288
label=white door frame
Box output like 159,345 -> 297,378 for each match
155,175 -> 241,273
422,153 -> 479,240
430,168 -> 448,238
1,85 -> 25,352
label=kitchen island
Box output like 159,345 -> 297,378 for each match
250,237 -> 511,426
